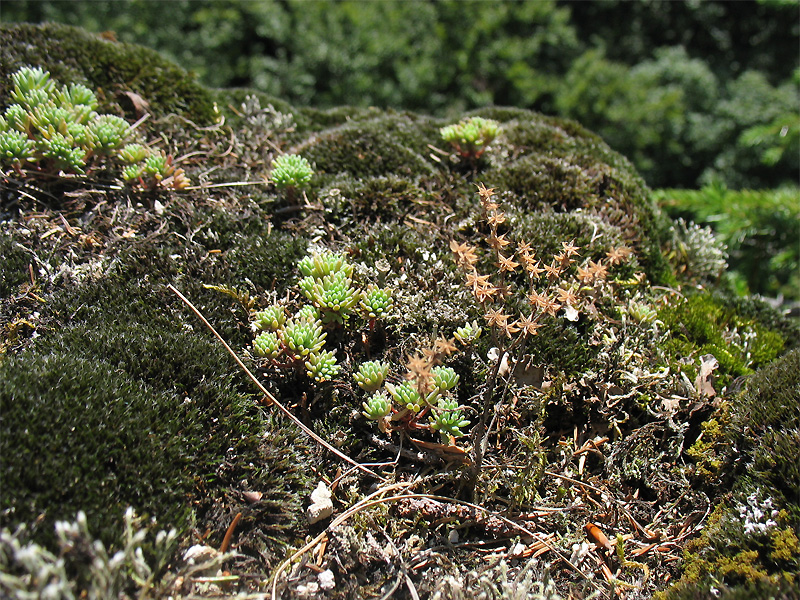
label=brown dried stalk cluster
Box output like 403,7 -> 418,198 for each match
450,183 -> 634,350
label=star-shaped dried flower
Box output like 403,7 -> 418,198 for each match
524,259 -> 545,278
498,320 -> 520,338
484,308 -> 510,328
577,264 -> 594,283
544,261 -> 562,280
406,353 -> 432,381
606,246 -> 632,266
542,297 -> 562,317
587,260 -> 608,281
556,286 -> 579,306
561,240 -> 581,258
497,253 -> 520,273
528,289 -> 548,310
476,182 -> 495,202
433,336 -> 458,356
487,233 -> 512,251
487,210 -> 507,228
515,313 -> 543,337
450,239 -> 479,268
517,241 -> 533,255
465,271 -> 491,292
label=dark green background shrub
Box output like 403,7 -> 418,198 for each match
4,0 -> 797,188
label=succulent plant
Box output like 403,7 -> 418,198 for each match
253,305 -> 287,331
142,152 -> 170,178
253,331 -> 282,359
305,349 -> 340,382
298,251 -> 353,280
429,397 -> 470,439
454,320 -> 482,345
118,144 -> 149,165
4,105 -> 30,134
59,83 -> 98,113
360,286 -> 394,319
300,270 -> 361,324
362,392 -> 392,421
386,381 -> 424,413
38,132 -> 86,173
10,66 -> 54,102
440,116 -> 500,159
431,366 -> 459,392
270,153 -> 313,189
0,130 -> 35,168
121,163 -> 145,182
87,115 -> 131,155
353,360 -> 389,392
29,104 -> 71,135
283,318 -> 326,358
294,304 -> 320,324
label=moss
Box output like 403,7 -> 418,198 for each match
658,291 -> 788,388
0,23 -> 217,123
686,416 -> 727,482
662,350 -> 800,599
0,232 -> 30,298
770,527 -> 800,564
297,113 -> 438,181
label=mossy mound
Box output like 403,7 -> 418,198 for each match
659,350 -> 800,600
0,22 -> 218,123
1,23 -> 798,599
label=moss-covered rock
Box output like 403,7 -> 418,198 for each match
0,23 -> 218,123
1,22 -> 798,599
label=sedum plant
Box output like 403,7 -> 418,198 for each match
360,285 -> 394,320
354,360 -> 389,392
253,331 -> 282,359
270,153 -> 313,202
305,349 -> 340,383
244,250 -> 394,385
429,397 -> 471,439
440,116 -> 500,160
362,392 -> 392,421
0,66 -> 189,189
283,317 -> 327,358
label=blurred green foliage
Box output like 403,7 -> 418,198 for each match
654,184 -> 800,301
4,0 -> 797,188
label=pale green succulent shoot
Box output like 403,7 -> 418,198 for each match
253,305 -> 287,331
294,304 -> 321,324
59,83 -> 98,111
87,115 -> 132,155
143,152 -> 170,178
29,104 -> 71,136
440,116 -> 500,159
305,349 -> 340,382
353,360 -> 389,392
386,381 -> 439,413
431,366 -> 459,393
0,130 -> 35,168
283,318 -> 326,358
38,132 -> 86,173
360,285 -> 394,319
118,143 -> 149,165
299,269 -> 362,324
253,331 -> 282,359
270,153 -> 313,189
429,397 -> 470,440
627,299 -> 659,325
298,251 -> 354,280
4,105 -> 31,135
454,320 -> 482,345
121,163 -> 145,182
362,392 -> 392,421
11,66 -> 55,104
